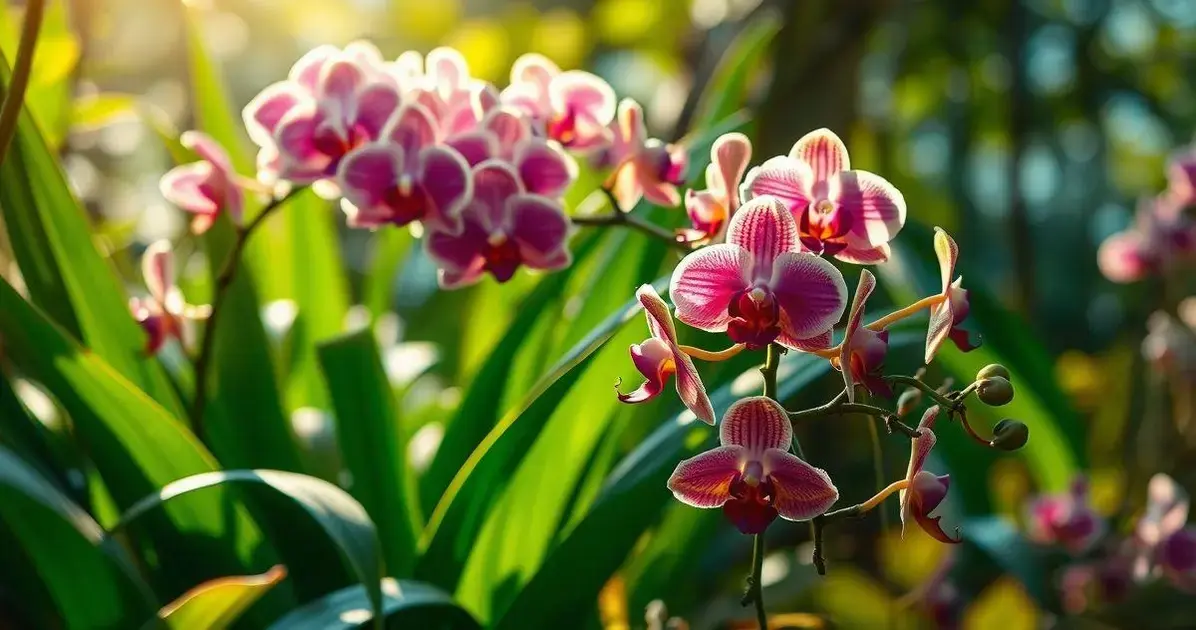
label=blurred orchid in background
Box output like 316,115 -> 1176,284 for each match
606,99 -> 687,211
128,240 -> 209,354
159,131 -> 245,234
679,132 -> 751,245
1025,477 -> 1105,555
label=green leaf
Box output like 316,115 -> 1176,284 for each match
267,579 -> 480,630
0,372 -> 71,492
70,92 -> 139,132
414,285 -> 644,591
690,12 -> 782,131
318,330 -> 420,576
0,0 -> 79,144
0,54 -> 186,418
116,469 -> 385,620
362,228 -> 414,318
960,516 -> 1056,610
157,565 -> 288,630
0,445 -> 157,628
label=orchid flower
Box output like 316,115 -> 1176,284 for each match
924,227 -> 978,364
446,107 -> 578,198
1167,145 -> 1196,208
679,132 -> 751,244
1134,473 -> 1196,591
669,195 -> 848,351
605,99 -> 686,211
336,103 -> 472,232
159,131 -> 245,234
502,53 -> 616,153
1025,476 -> 1105,555
425,161 -> 571,288
404,47 -> 499,139
1097,198 -> 1196,283
129,241 -> 209,355
837,270 -> 891,400
899,406 -> 959,543
667,396 -> 838,534
743,128 -> 906,264
616,285 -> 716,425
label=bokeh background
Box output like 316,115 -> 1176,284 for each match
3,0 -> 1196,628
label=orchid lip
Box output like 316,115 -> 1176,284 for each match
487,232 -> 508,247
398,174 -> 414,196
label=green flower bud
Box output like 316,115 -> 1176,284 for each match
976,363 -> 1011,383
990,419 -> 1029,451
896,388 -> 922,417
976,376 -> 1014,406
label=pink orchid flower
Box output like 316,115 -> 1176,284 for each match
336,103 -> 472,232
616,285 -> 716,425
1166,146 -> 1196,208
1134,473 -> 1196,591
403,47 -> 499,139
501,53 -> 616,153
900,406 -> 959,543
743,128 -> 906,264
837,270 -> 891,401
678,132 -> 752,244
1026,477 -> 1105,555
924,228 -> 978,364
667,396 -> 838,534
159,131 -> 245,234
1097,198 -> 1196,283
425,161 -> 571,288
446,107 -> 578,198
129,241 -> 209,355
669,195 -> 848,351
605,99 -> 687,212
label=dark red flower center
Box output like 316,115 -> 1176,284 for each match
381,176 -> 431,226
723,475 -> 777,535
799,199 -> 852,254
483,234 -> 523,283
727,287 -> 781,349
312,122 -> 371,164
547,107 -> 579,147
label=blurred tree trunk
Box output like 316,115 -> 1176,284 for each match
1006,0 -> 1035,315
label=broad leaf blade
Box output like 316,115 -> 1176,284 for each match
158,565 -> 287,630
267,579 -> 480,630
691,12 -> 782,131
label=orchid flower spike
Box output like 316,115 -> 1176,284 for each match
668,397 -> 838,534
838,269 -> 891,400
159,132 -> 245,235
443,107 -> 579,197
679,132 -> 752,245
616,285 -> 716,425
925,227 -> 978,364
129,241 -> 210,355
605,99 -> 686,211
501,53 -> 617,153
1025,476 -> 1105,555
899,406 -> 960,544
744,128 -> 906,263
669,195 -> 848,352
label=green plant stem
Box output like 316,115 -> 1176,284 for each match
885,375 -> 964,411
570,212 -> 689,251
750,533 -> 768,630
739,343 -> 785,627
189,189 -> 302,439
0,0 -> 47,166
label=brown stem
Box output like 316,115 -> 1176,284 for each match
0,0 -> 47,166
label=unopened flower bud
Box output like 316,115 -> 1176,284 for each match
990,419 -> 1029,451
976,376 -> 1014,406
976,363 -> 1011,383
897,388 -> 922,417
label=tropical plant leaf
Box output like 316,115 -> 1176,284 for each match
690,11 -> 782,132
0,0 -> 79,144
267,579 -> 480,630
155,565 -> 288,630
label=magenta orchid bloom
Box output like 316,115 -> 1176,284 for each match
616,285 -> 716,425
669,195 -> 848,351
129,241 -> 209,355
667,396 -> 838,534
1167,146 -> 1196,208
900,406 -> 959,543
404,47 -> 499,139
925,228 -> 978,364
1098,198 -> 1196,283
446,107 -> 579,198
605,99 -> 686,211
1134,473 -> 1196,591
425,161 -> 571,288
159,132 -> 245,235
679,132 -> 752,244
744,128 -> 906,264
336,103 -> 472,232
838,270 -> 891,401
1026,477 -> 1105,555
501,53 -> 616,153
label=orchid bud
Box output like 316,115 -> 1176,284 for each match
897,387 -> 922,417
976,363 -> 1011,383
976,376 -> 1014,406
990,419 -> 1029,451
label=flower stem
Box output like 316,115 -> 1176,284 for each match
189,188 -> 303,439
0,0 -> 46,166
885,375 -> 962,411
865,293 -> 947,331
749,533 -> 768,630
571,211 -> 690,251
677,343 -> 745,362
761,343 -> 781,400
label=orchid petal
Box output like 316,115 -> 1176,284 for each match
508,194 -> 571,269
725,196 -> 800,276
763,448 -> 839,521
469,161 -> 523,232
910,472 -> 959,543
925,228 -> 960,363
515,139 -> 577,198
289,45 -> 338,91
835,243 -> 891,265
638,169 -> 681,208
611,98 -> 645,164
840,269 -> 877,402
510,52 -> 559,88
789,128 -> 850,181
180,131 -> 234,175
427,47 -> 469,94
355,83 -> 402,139
274,108 -> 331,180
674,351 -> 715,425
484,108 -> 531,158
667,445 -> 745,508
743,156 -> 815,215
343,40 -> 384,69
769,251 -> 848,341
419,146 -> 473,232
684,189 -> 724,239
160,163 -> 218,216
317,59 -> 366,111
1098,231 -> 1154,284
637,284 -> 678,344
619,337 -> 673,403
711,132 -> 751,213
243,82 -> 308,148
669,244 -> 752,332
550,70 -> 617,126
777,328 -> 833,353
1140,473 -> 1191,546
385,103 -> 438,157
142,240 -> 175,305
338,144 -> 401,205
833,170 -> 907,250
445,131 -> 498,167
719,397 -> 792,455
426,221 -> 489,289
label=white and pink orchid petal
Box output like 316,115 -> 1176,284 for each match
419,146 -> 473,233
484,108 -> 532,158
180,131 -> 234,175
289,44 -> 339,91
637,284 -> 678,344
426,220 -> 489,289
427,47 -> 469,95
639,172 -> 682,209
244,82 -> 308,148
900,406 -> 941,530
725,196 -> 800,276
160,163 -> 218,217
789,128 -> 851,182
833,170 -> 907,251
835,243 -> 891,265
711,132 -> 751,213
444,131 -> 497,167
674,351 -> 715,425
669,244 -> 752,332
274,109 -> 332,181
355,83 -> 402,140
343,40 -> 384,70
611,98 -> 646,162
934,227 -> 959,293
777,328 -> 833,353
607,162 -> 643,212
667,445 -> 746,508
500,83 -> 548,121
925,228 -> 960,363
316,59 -> 366,113
510,52 -> 559,88
515,140 -> 577,198
1098,231 -> 1154,284
769,251 -> 848,341
385,103 -> 439,159
469,160 -> 523,232
337,144 -> 402,208
619,337 -> 674,403
390,50 -> 424,88
508,194 -> 571,270
763,448 -> 839,521
744,156 -> 815,215
719,396 -> 793,455
142,240 -> 176,305
840,269 -> 877,402
685,189 -> 724,237
550,70 -> 617,126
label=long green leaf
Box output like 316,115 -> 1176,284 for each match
318,330 -> 420,576
157,565 -> 287,630
116,469 -> 384,621
0,445 -> 157,628
690,12 -> 782,131
267,579 -> 479,630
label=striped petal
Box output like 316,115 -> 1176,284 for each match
667,445 -> 745,508
925,228 -> 960,363
719,397 -> 792,455
789,128 -> 850,182
675,350 -> 715,425
669,244 -> 751,332
833,170 -> 907,251
744,156 -> 815,215
637,284 -> 678,344
711,132 -> 751,214
726,196 -> 800,277
618,337 -> 674,404
840,269 -> 877,402
763,448 -> 839,521
769,252 -> 848,341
